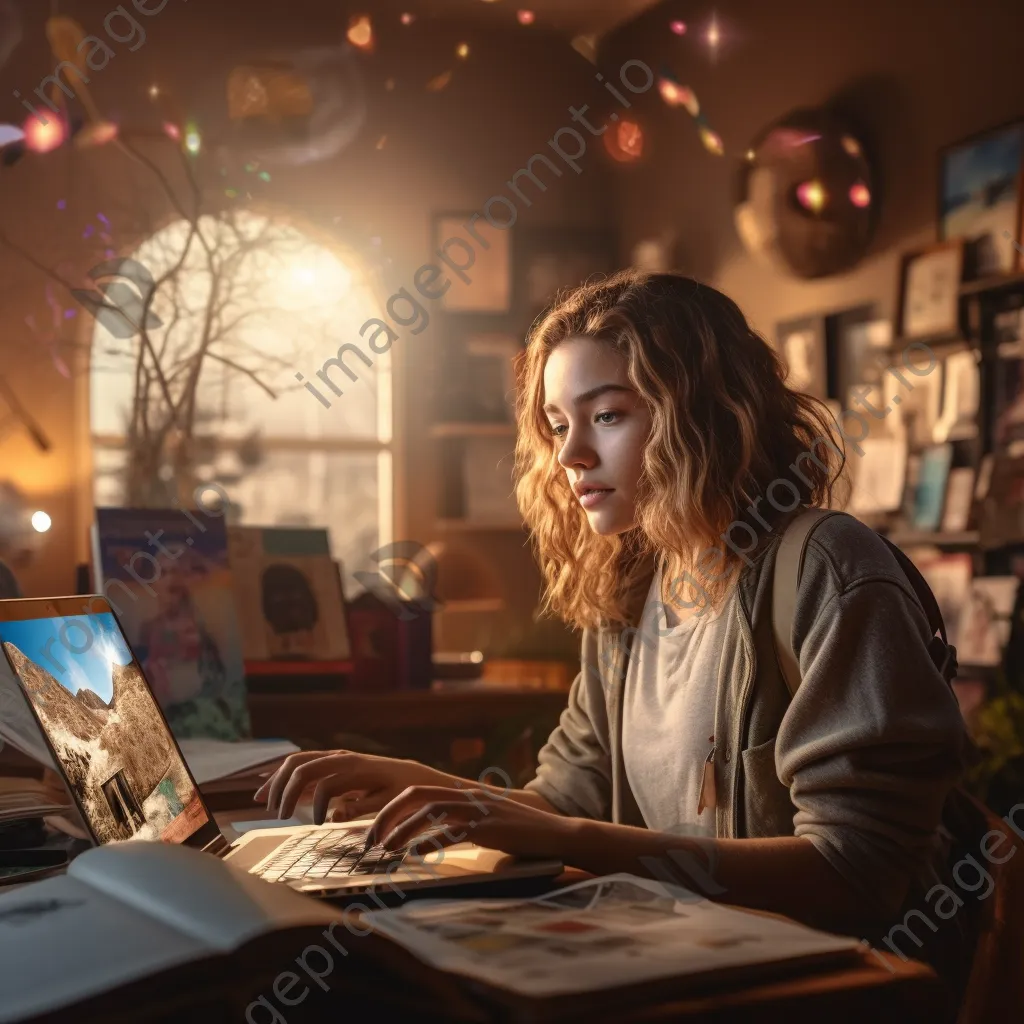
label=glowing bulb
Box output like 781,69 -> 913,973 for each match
849,181 -> 871,208
841,135 -> 862,158
400,12 -> 415,25
184,124 -> 201,154
31,511 -> 51,533
517,10 -> 535,25
796,180 -> 827,213
347,14 -> 374,50
23,115 -> 65,153
670,20 -> 687,35
706,14 -> 721,49
148,84 -> 160,98
163,121 -> 181,141
456,42 -> 469,58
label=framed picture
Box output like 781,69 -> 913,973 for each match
939,119 -> 1024,278
956,576 -> 1020,668
825,307 -> 890,403
776,315 -> 828,399
896,240 -> 965,340
513,227 -> 617,321
913,552 -> 973,650
933,349 -> 980,442
433,212 -> 512,313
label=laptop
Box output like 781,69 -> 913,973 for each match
0,595 -> 563,901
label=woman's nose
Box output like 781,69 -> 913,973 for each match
556,428 -> 595,470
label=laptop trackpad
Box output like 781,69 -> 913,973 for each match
223,835 -> 283,871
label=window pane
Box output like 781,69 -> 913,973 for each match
89,212 -> 390,443
213,449 -> 384,598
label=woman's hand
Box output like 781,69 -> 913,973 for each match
368,784 -> 581,862
254,751 -> 451,824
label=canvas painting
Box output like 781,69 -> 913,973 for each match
941,121 -> 1024,276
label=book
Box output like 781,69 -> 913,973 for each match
0,840 -> 343,1024
0,847 -> 863,1024
227,526 -> 351,663
91,508 -> 249,742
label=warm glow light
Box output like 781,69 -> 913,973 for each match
23,115 -> 66,154
841,134 -> 862,158
400,12 -> 415,25
604,119 -> 644,162
517,10 -> 535,25
31,511 -> 51,533
347,14 -> 374,50
184,124 -> 201,154
163,121 -> 181,141
797,180 -> 827,213
74,120 -> 119,148
148,84 -> 160,98
699,126 -> 724,156
670,20 -> 687,35
849,181 -> 871,208
456,42 -> 470,58
706,14 -> 721,48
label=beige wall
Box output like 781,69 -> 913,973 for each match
0,0 -> 615,659
605,0 -> 1024,337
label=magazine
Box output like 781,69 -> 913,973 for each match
91,509 -> 250,741
364,873 -> 862,999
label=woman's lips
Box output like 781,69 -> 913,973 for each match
579,488 -> 614,509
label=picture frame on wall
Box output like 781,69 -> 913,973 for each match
513,226 -> 618,321
433,212 -> 512,314
896,240 -> 965,340
939,119 -> 1024,279
776,315 -> 828,399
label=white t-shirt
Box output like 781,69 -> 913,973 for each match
622,568 -> 729,838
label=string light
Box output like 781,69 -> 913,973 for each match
184,122 -> 201,155
517,10 -> 535,25
23,115 -> 65,153
31,511 -> 51,533
670,20 -> 687,35
456,42 -> 469,58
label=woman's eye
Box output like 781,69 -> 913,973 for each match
595,411 -> 619,425
549,423 -> 567,438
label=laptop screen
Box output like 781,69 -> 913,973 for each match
0,611 -> 212,846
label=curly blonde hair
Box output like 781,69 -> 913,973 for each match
514,269 -> 848,631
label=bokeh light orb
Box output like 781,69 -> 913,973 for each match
734,107 -> 877,279
23,114 -> 65,153
604,119 -> 644,162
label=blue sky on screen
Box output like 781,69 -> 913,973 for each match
0,613 -> 133,704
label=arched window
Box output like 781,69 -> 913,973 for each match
89,211 -> 392,595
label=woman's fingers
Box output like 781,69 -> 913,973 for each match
369,786 -> 491,849
311,778 -> 380,825
271,752 -> 367,819
255,751 -> 330,808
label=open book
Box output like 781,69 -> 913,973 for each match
0,841 -> 343,1024
1,843 -> 867,1024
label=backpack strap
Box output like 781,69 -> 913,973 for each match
771,509 -> 958,700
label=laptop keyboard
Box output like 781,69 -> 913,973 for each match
255,826 -> 410,884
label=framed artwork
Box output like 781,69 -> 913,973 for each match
513,227 -> 617,321
432,212 -> 512,313
896,240 -> 965,340
825,306 -> 890,403
956,577 -> 1020,668
933,349 -> 980,442
939,119 -> 1024,278
776,315 -> 828,399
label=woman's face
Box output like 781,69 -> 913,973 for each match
542,335 -> 653,536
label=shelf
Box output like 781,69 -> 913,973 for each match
884,529 -> 980,548
959,270 -> 1024,297
429,422 -> 516,439
440,598 -> 506,613
889,333 -> 970,354
434,519 -> 526,532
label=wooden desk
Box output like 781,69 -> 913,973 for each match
247,688 -> 568,738
247,688 -> 569,778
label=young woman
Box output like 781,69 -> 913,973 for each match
257,270 -> 970,988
